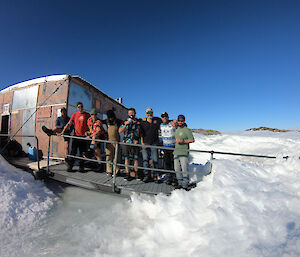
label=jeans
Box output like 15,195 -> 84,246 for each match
164,149 -> 175,181
141,145 -> 158,177
68,137 -> 88,169
174,155 -> 189,188
163,149 -> 174,170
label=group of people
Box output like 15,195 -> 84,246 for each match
42,102 -> 195,190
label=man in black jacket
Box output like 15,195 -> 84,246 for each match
140,107 -> 162,183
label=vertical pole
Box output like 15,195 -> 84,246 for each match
35,136 -> 40,171
209,151 -> 214,174
47,136 -> 51,174
112,142 -> 119,192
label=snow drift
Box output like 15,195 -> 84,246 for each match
1,131 -> 300,257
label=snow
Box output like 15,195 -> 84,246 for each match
1,131 -> 300,257
0,74 -> 68,94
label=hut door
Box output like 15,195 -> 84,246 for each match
1,115 -> 9,134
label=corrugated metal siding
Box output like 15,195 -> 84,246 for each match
12,86 -> 38,110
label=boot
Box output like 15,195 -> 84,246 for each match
42,126 -> 55,136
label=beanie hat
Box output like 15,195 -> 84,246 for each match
107,109 -> 116,119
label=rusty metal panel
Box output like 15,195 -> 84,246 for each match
0,94 -> 3,114
93,93 -> 127,121
3,91 -> 13,104
51,105 -> 65,158
37,80 -> 69,107
12,86 -> 38,110
36,117 -> 51,157
10,110 -> 22,146
95,99 -> 101,110
22,108 -> 36,152
36,106 -> 52,118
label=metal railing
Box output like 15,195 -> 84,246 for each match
45,134 -> 287,192
0,133 -> 41,171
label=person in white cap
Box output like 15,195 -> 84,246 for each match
140,107 -> 162,183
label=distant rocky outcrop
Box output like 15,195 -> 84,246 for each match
246,127 -> 291,132
191,128 -> 221,135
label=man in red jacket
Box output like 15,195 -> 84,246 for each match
61,102 -> 90,172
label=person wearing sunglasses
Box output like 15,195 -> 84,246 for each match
119,108 -> 140,181
140,107 -> 162,183
173,114 -> 195,190
60,102 -> 90,172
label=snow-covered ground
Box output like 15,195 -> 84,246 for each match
1,131 -> 300,257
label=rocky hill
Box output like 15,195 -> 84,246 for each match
191,128 -> 221,135
246,126 -> 292,132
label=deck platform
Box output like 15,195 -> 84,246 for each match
47,163 -> 175,196
7,157 -> 175,196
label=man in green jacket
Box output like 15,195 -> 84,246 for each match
173,115 -> 195,190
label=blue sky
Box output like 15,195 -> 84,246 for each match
0,0 -> 299,131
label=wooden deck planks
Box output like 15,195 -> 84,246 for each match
7,157 -> 175,196
46,163 -> 175,196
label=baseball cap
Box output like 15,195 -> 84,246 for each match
161,112 -> 169,118
177,114 -> 185,121
145,107 -> 153,113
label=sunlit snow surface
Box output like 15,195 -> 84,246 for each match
1,131 -> 300,257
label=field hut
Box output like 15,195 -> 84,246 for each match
0,74 -> 128,158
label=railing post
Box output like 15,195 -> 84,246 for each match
47,136 -> 51,174
112,142 -> 119,192
209,151 -> 214,174
35,136 -> 40,171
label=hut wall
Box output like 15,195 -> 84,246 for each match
70,78 -> 128,120
1,75 -> 128,160
36,78 -> 69,158
10,86 -> 38,150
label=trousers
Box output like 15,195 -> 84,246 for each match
174,155 -> 189,188
141,145 -> 158,176
68,137 -> 88,168
106,143 -> 120,173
